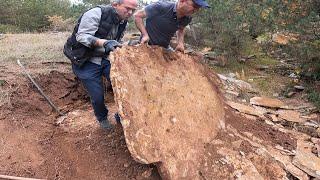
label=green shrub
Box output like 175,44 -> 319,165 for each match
307,89 -> 320,111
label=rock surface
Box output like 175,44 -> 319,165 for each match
110,45 -> 225,179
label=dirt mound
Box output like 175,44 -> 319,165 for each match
110,45 -> 299,179
6,71 -> 87,116
0,70 -> 160,179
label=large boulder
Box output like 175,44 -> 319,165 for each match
110,45 -> 225,179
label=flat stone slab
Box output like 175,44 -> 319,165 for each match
250,97 -> 286,108
227,101 -> 264,117
110,46 -> 225,179
277,110 -> 306,123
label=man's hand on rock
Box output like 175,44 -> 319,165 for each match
103,40 -> 122,54
175,43 -> 185,53
140,34 -> 150,44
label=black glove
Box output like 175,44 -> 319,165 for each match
103,40 -> 122,54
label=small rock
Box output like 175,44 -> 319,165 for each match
226,90 -> 239,97
218,158 -> 229,165
247,54 -> 256,59
273,93 -> 279,97
287,92 -> 296,98
141,168 -> 153,178
123,163 -> 129,168
128,39 -> 140,46
184,49 -> 194,54
289,73 -> 298,78
239,151 -> 245,157
243,132 -> 253,138
234,170 -> 243,179
170,116 -> 177,124
256,65 -> 269,70
294,85 -> 305,91
204,51 -> 217,59
303,121 -> 319,128
228,73 -> 236,78
311,138 -> 320,144
239,58 -> 246,63
311,146 -> 318,155
265,119 -> 275,126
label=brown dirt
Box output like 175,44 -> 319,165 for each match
0,69 -> 160,179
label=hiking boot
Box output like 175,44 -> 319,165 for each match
99,119 -> 113,130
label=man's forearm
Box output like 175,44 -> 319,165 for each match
176,28 -> 185,45
134,17 -> 148,36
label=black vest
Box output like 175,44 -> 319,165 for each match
63,5 -> 127,67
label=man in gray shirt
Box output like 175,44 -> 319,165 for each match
134,0 -> 209,52
64,0 -> 137,130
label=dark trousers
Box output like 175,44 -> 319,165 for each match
72,59 -> 111,122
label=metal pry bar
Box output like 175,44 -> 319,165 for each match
17,59 -> 64,116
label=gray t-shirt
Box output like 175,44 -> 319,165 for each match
145,1 -> 192,48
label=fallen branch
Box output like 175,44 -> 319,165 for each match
17,59 -> 64,116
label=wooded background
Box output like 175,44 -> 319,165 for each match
0,0 -> 319,108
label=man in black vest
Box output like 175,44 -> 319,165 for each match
134,0 -> 209,52
64,0 -> 138,130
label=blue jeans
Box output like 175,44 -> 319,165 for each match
72,59 -> 111,122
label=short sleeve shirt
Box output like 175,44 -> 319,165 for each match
145,1 -> 192,48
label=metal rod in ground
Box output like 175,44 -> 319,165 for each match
17,59 -> 64,116
0,174 -> 45,180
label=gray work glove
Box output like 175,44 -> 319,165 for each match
103,40 -> 122,54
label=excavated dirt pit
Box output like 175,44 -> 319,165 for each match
0,47 -> 300,180
0,71 -> 160,179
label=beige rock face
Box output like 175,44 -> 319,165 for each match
110,46 -> 225,179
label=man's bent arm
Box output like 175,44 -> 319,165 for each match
76,8 -> 107,48
176,28 -> 186,51
134,9 -> 149,43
